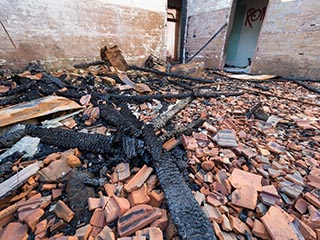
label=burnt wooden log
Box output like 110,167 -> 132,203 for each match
151,97 -> 191,131
99,104 -> 142,137
294,81 -> 320,94
107,90 -> 244,103
25,125 -> 114,154
0,128 -> 27,149
143,124 -> 217,240
160,117 -> 205,142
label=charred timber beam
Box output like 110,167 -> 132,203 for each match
130,65 -> 216,84
143,124 -> 217,240
25,125 -> 114,154
160,118 -> 205,142
294,81 -> 320,94
0,128 -> 27,149
107,91 -> 244,103
151,97 -> 192,131
99,104 -> 142,137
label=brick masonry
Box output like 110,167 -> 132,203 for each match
185,0 -> 233,68
0,0 -> 166,72
251,0 -> 320,79
186,0 -> 320,80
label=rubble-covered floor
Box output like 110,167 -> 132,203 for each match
0,52 -> 319,240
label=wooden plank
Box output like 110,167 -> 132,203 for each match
0,96 -> 82,127
0,162 -> 40,198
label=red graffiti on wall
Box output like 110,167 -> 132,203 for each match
245,7 -> 266,28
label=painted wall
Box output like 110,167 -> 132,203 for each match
185,0 -> 234,68
0,0 -> 166,72
251,0 -> 320,79
226,0 -> 268,67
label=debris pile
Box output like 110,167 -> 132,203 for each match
0,46 -> 319,240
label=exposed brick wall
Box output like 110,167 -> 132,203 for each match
251,0 -> 320,79
0,0 -> 166,72
185,0 -> 233,68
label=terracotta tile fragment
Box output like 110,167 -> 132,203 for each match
266,141 -> 286,154
261,206 -> 298,240
0,222 -> 28,240
202,122 -> 217,133
148,190 -> 164,207
221,214 -> 232,232
213,129 -> 238,147
294,198 -> 309,214
75,224 -> 92,240
25,208 -> 44,231
181,134 -> 198,151
124,165 -> 153,193
50,219 -> 66,232
228,168 -> 262,192
42,183 -> 57,191
90,208 -> 106,228
65,154 -> 82,168
305,191 -> 320,208
150,208 -> 168,231
104,196 -> 130,223
207,191 -> 228,207
163,137 -> 180,151
111,163 -> 130,183
39,159 -> 72,182
202,204 -> 223,223
96,226 -> 115,240
231,185 -> 257,210
229,215 -> 252,235
252,219 -> 269,239
35,219 -> 47,235
88,197 -> 102,211
128,184 -> 150,206
136,227 -> 163,240
163,215 -> 178,240
52,188 -> 63,200
117,204 -> 162,237
201,160 -> 215,171
293,218 -> 317,240
54,200 -> 75,223
104,183 -> 116,197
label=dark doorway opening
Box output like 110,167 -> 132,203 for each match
224,0 -> 269,73
166,0 -> 186,63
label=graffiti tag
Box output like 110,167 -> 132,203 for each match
245,7 -> 266,28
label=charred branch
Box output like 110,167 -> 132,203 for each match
151,97 -> 192,131
25,125 -> 114,154
142,125 -> 217,240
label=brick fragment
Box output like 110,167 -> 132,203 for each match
75,224 -> 92,240
54,200 -> 75,223
25,208 -> 44,231
221,214 -> 232,232
305,190 -> 320,208
88,197 -> 103,211
294,198 -> 309,214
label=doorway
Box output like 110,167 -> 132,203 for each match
166,0 -> 185,63
225,0 -> 269,72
